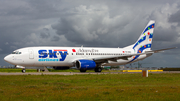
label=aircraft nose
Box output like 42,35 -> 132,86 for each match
4,56 -> 8,62
4,55 -> 11,63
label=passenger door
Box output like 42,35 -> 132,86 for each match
29,49 -> 34,59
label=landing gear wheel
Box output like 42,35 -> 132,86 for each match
22,69 -> 26,73
94,68 -> 102,72
80,69 -> 86,72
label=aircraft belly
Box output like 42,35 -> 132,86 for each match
34,61 -> 73,67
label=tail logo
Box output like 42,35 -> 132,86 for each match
133,23 -> 155,51
129,20 -> 155,63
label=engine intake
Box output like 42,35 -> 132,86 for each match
76,60 -> 96,70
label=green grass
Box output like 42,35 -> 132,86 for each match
0,73 -> 180,101
0,68 -> 37,72
48,69 -> 80,72
0,68 -> 122,73
48,69 -> 123,72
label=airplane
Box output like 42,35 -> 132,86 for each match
4,20 -> 176,73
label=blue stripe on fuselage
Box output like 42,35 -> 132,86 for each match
129,44 -> 151,63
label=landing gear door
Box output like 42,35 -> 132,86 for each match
29,49 -> 34,59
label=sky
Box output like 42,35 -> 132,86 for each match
0,0 -> 180,67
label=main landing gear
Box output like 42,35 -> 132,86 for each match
80,69 -> 87,72
22,69 -> 26,73
79,67 -> 102,72
94,67 -> 102,72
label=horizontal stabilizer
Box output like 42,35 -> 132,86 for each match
145,47 -> 177,53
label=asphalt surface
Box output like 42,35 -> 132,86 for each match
0,71 -> 180,75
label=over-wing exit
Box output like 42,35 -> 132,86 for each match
4,20 -> 176,73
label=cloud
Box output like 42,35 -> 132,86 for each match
5,42 -> 9,45
40,28 -> 50,39
51,36 -> 60,41
168,3 -> 180,26
0,0 -> 180,67
145,3 -> 180,50
51,4 -> 143,47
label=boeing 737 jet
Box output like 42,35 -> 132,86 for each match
4,20 -> 176,73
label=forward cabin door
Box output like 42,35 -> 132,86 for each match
29,49 -> 34,59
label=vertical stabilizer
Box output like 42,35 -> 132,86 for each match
125,20 -> 155,63
132,20 -> 155,53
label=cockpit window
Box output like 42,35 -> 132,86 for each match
12,51 -> 22,54
12,52 -> 16,54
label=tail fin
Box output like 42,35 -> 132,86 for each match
132,20 -> 155,53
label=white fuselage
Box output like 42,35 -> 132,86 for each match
4,46 -> 151,67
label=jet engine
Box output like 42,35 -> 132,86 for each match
76,60 -> 96,70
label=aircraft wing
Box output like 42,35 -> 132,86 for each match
145,47 -> 177,53
92,47 -> 177,63
92,52 -> 153,63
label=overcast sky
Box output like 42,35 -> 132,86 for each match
0,0 -> 180,67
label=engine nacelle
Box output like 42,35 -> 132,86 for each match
53,66 -> 70,70
76,60 -> 96,70
16,65 -> 25,69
